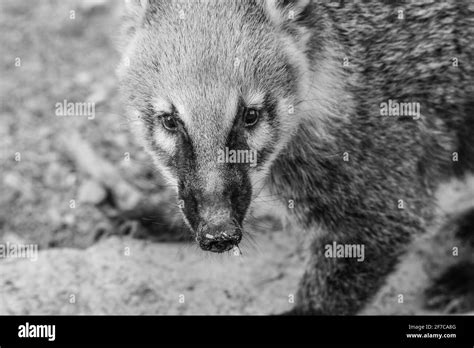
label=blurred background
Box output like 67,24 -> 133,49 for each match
0,0 -> 472,315
0,0 -> 159,249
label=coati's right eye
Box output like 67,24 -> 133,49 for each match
242,108 -> 260,128
162,115 -> 178,132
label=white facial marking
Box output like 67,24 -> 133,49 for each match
153,126 -> 176,155
152,97 -> 173,115
245,90 -> 265,108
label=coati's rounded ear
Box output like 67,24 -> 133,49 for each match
116,0 -> 150,75
124,0 -> 148,15
263,0 -> 312,27
121,0 -> 148,39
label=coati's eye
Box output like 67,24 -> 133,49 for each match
242,108 -> 260,128
162,114 -> 178,132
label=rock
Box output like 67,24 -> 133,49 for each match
0,226 -> 459,315
47,208 -> 62,226
74,71 -> 93,86
0,234 -> 302,315
77,179 -> 107,205
62,214 -> 76,226
3,172 -> 21,189
3,172 -> 34,201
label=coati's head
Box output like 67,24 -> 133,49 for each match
118,0 -> 335,252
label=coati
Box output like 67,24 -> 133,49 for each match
117,0 -> 474,315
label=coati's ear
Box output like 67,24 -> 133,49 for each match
116,0 -> 149,77
121,0 -> 148,42
263,0 -> 312,27
124,0 -> 148,13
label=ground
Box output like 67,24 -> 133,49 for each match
0,0 -> 472,315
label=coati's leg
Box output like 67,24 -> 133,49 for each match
274,163 -> 432,316
272,146 -> 432,314
288,194 -> 474,315
290,224 -> 414,315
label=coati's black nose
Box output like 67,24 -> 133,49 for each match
198,222 -> 242,253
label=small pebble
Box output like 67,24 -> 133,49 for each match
78,179 -> 107,205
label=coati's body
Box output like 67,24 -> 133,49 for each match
119,0 -> 474,314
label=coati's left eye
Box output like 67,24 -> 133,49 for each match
162,115 -> 178,132
242,108 -> 260,128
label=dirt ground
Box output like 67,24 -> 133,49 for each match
0,0 -> 473,315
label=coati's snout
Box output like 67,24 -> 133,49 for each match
178,172 -> 251,253
197,221 -> 242,253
